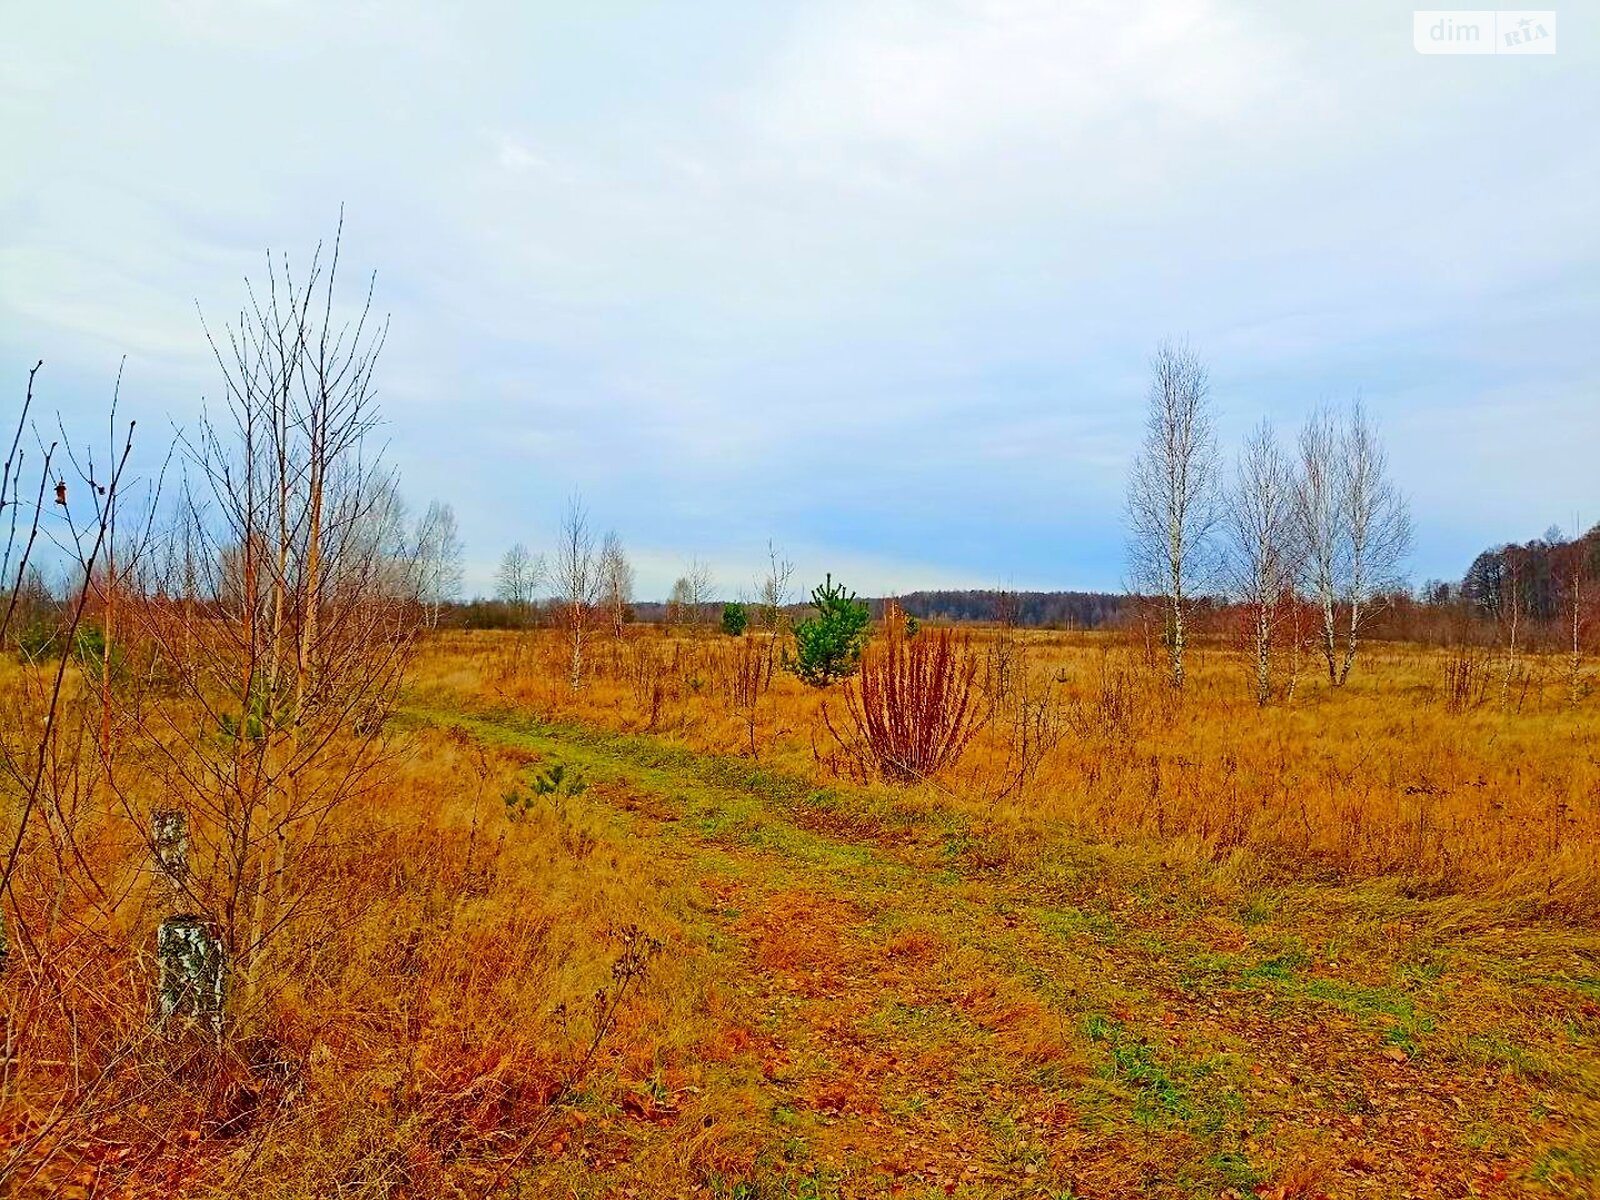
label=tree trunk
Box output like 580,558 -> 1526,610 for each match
568,606 -> 584,691
1169,591 -> 1186,690
1337,596 -> 1360,686
1254,604 -> 1272,707
1571,573 -> 1583,708
1320,594 -> 1338,684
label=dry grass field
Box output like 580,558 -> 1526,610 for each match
9,4 -> 1600,1197
3,622 -> 1598,1199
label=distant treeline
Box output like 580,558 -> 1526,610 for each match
433,589 -> 1131,631
866,589 -> 1127,628
1456,523 -> 1600,623
427,565 -> 1595,651
341,522 -> 1600,642
14,537 -> 1592,648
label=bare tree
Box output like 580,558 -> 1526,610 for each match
0,225 -> 424,1180
666,575 -> 693,630
356,472 -> 417,600
1337,399 -> 1411,683
415,499 -> 463,628
1225,420 -> 1302,706
0,362 -> 148,1182
120,218 -> 417,996
1553,536 -> 1591,707
598,531 -> 634,637
1497,543 -> 1525,709
494,542 -> 544,623
0,362 -> 55,651
757,540 -> 794,633
1297,399 -> 1411,686
666,560 -> 713,633
1295,406 -> 1344,684
1125,339 -> 1221,689
552,496 -> 602,689
2,364 -> 136,931
686,557 -> 715,634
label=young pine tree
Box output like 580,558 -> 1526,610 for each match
785,574 -> 871,687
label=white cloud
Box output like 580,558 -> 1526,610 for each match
756,0 -> 1309,165
2,0 -> 1596,593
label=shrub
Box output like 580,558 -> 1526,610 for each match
1442,646 -> 1487,713
713,634 -> 771,710
827,626 -> 984,782
13,617 -> 62,662
70,621 -> 131,681
786,574 -> 871,687
720,602 -> 748,637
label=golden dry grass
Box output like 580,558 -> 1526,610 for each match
417,626 -> 1600,919
2,624 -> 1597,1198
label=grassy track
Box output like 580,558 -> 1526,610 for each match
402,701 -> 1600,1199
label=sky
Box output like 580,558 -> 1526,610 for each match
2,1 -> 1596,600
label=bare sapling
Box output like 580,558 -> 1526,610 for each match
1554,537 -> 1590,707
1499,546 -> 1523,710
754,539 -> 794,688
106,218 -> 419,1014
0,362 -> 148,1185
982,589 -> 1020,710
758,541 -> 794,634
988,634 -> 1068,810
716,633 -> 772,757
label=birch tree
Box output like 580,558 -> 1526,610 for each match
495,542 -> 544,623
1296,400 -> 1411,685
1295,407 -> 1344,683
415,500 -> 463,627
1498,544 -> 1524,709
553,497 -> 602,689
1125,339 -> 1221,689
688,558 -> 715,634
598,532 -> 633,637
660,577 -> 686,630
1553,538 -> 1591,707
1337,399 -> 1411,683
1225,420 -> 1302,706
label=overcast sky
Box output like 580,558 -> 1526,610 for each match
3,1 -> 1595,599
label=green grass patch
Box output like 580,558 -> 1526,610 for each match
1080,1013 -> 1244,1134
1303,979 -> 1437,1055
1178,940 -> 1309,992
1034,906 -> 1119,945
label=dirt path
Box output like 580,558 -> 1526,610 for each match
405,703 -> 1600,1199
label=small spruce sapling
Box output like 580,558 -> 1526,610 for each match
785,574 -> 871,687
504,761 -> 588,821
720,602 -> 748,637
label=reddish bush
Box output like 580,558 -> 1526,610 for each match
828,627 -> 984,782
